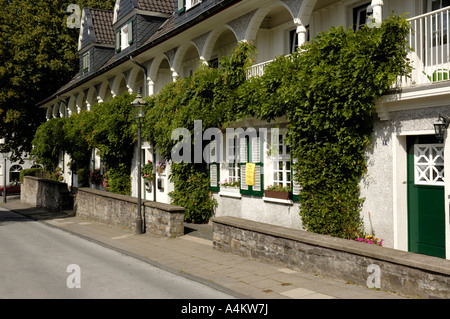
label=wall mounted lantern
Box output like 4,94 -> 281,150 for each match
434,115 -> 449,143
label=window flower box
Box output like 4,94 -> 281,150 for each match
221,186 -> 239,193
264,185 -> 291,200
264,190 -> 290,200
219,179 -> 241,198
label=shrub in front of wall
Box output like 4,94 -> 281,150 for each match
169,162 -> 217,224
242,15 -> 411,238
19,168 -> 45,182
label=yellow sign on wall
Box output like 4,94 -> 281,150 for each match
245,163 -> 256,186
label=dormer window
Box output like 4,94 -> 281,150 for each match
116,20 -> 134,53
82,52 -> 90,73
178,0 -> 201,12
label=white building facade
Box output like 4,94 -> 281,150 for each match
38,0 -> 450,260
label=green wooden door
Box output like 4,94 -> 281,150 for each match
407,135 -> 446,258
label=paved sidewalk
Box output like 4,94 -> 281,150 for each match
0,197 -> 407,299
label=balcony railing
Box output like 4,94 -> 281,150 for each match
247,59 -> 274,78
401,6 -> 450,87
248,7 -> 450,88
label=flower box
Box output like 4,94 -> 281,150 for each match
221,186 -> 239,192
264,190 -> 290,200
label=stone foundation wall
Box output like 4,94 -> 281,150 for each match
144,201 -> 185,238
212,216 -> 450,299
21,176 -> 73,212
75,188 -> 184,238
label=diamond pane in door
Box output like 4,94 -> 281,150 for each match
414,144 -> 444,185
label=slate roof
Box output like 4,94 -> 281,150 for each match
90,9 -> 115,45
144,13 -> 175,45
38,0 -> 241,107
137,0 -> 173,14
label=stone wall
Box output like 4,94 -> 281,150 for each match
212,216 -> 450,299
75,188 -> 184,238
144,201 -> 184,238
21,176 -> 73,212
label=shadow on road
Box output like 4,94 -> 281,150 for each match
0,195 -> 74,225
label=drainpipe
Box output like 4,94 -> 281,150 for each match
130,57 -> 156,202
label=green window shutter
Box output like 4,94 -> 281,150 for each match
239,137 -> 250,195
116,30 -> 121,52
177,0 -> 185,13
127,20 -> 134,45
239,135 -> 264,196
209,163 -> 219,192
291,158 -> 301,202
209,140 -> 219,192
250,135 -> 263,196
82,52 -> 89,73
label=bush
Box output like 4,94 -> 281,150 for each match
104,165 -> 131,195
19,168 -> 45,182
169,163 -> 217,223
77,167 -> 90,187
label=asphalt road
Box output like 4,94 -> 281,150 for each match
0,208 -> 235,299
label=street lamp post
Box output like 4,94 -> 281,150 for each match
0,138 -> 6,203
131,92 -> 147,234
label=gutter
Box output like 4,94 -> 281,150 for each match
37,0 -> 242,108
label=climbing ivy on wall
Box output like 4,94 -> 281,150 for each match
31,117 -> 66,172
32,15 -> 411,230
241,14 -> 411,238
32,92 -> 136,195
142,43 -> 255,223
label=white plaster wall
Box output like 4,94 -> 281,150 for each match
131,144 -> 173,204
213,193 -> 303,230
361,105 -> 450,250
0,154 -> 36,186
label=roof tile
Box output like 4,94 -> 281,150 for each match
137,0 -> 173,14
90,9 -> 115,45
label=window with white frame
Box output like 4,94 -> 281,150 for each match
428,0 -> 450,46
116,20 -> 133,52
226,136 -> 239,183
271,133 -> 291,189
82,52 -> 90,73
186,0 -> 201,11
353,2 -> 372,30
289,26 -> 309,53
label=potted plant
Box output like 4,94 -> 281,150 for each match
264,185 -> 291,200
89,170 -> 103,187
141,160 -> 153,188
350,234 -> 384,246
156,159 -> 166,174
89,170 -> 103,188
219,178 -> 239,192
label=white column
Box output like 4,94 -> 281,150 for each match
294,18 -> 307,47
297,25 -> 307,46
371,0 -> 383,24
148,80 -> 155,96
171,69 -> 179,82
